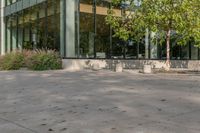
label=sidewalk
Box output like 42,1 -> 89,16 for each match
0,70 -> 199,133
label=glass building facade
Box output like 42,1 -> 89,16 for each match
1,0 -> 200,60
3,0 -> 60,53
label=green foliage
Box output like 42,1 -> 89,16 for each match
0,52 -> 25,70
106,0 -> 200,46
0,50 -> 62,71
26,50 -> 62,71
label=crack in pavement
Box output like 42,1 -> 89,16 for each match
0,116 -> 39,133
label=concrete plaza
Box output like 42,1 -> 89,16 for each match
0,70 -> 200,133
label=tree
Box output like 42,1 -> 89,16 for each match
106,0 -> 200,70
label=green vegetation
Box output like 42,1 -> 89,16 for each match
26,50 -> 62,71
0,50 -> 62,71
106,0 -> 200,69
0,52 -> 25,70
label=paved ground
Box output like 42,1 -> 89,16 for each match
0,70 -> 200,133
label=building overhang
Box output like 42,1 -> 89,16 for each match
4,0 -> 46,16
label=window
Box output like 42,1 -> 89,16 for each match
5,0 -> 60,51
95,0 -> 110,58
6,0 -> 17,6
79,0 -> 94,58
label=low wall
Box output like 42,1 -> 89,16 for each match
62,59 -> 200,71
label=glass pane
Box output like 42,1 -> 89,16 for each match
30,6 -> 38,49
18,11 -> 23,50
37,3 -> 46,49
111,4 -> 124,59
6,16 -> 11,52
23,8 -> 32,49
4,0 -> 61,52
79,0 -> 94,58
191,45 -> 198,60
181,45 -> 189,59
158,42 -> 167,59
171,44 -> 181,60
95,0 -> 110,58
112,38 -> 124,59
11,14 -> 17,50
126,39 -> 138,59
138,38 -> 145,59
46,0 -> 60,51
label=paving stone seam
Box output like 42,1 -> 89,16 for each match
0,116 -> 39,133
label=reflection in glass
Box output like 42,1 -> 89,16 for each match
11,14 -> 17,50
5,16 -> 11,52
5,0 -> 60,52
79,0 -> 94,58
191,40 -> 198,60
171,45 -> 181,60
95,1 -> 110,58
181,45 -> 189,59
112,38 -> 124,59
126,39 -> 138,59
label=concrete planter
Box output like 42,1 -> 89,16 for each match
62,59 -> 200,71
143,65 -> 152,74
115,63 -> 123,72
92,63 -> 100,71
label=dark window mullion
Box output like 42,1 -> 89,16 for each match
36,8 -> 39,49
53,0 -> 57,49
29,10 -> 32,49
64,0 -> 66,56
22,11 -> 25,49
44,1 -> 48,49
5,18 -> 8,52
10,19 -> 13,51
77,0 -> 80,57
93,0 -> 96,58
148,32 -> 151,59
16,14 -> 19,49
189,40 -> 192,59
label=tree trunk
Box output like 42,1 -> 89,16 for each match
166,29 -> 171,71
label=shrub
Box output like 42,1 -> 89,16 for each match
26,49 -> 62,71
0,51 -> 25,70
0,49 -> 62,71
